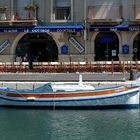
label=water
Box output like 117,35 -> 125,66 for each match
0,108 -> 140,140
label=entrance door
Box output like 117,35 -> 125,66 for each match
16,33 -> 58,62
133,33 -> 140,60
95,32 -> 119,61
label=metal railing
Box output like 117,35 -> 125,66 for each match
0,8 -> 37,25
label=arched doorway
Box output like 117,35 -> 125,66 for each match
95,32 -> 119,61
133,33 -> 140,60
15,33 -> 58,62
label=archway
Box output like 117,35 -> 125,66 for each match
15,33 -> 58,62
95,32 -> 119,61
133,32 -> 140,60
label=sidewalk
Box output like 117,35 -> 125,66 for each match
0,72 -> 130,82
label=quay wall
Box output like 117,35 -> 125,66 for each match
0,72 -> 138,90
0,74 -> 138,90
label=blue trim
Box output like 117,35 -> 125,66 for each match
0,25 -> 83,33
0,104 -> 139,109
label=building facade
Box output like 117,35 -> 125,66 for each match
0,0 -> 140,62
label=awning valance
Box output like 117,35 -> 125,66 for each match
0,25 -> 83,33
89,24 -> 140,32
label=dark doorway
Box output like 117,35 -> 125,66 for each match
133,33 -> 140,60
95,32 -> 119,61
16,33 -> 58,62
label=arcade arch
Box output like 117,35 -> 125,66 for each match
95,32 -> 119,61
133,32 -> 140,61
14,33 -> 58,62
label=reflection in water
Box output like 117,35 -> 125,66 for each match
0,109 -> 140,140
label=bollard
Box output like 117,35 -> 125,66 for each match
130,69 -> 137,80
29,59 -> 33,70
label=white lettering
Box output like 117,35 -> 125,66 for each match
31,29 -> 50,33
129,27 -> 140,31
2,28 -> 78,33
110,28 -> 118,32
57,29 -> 76,32
95,28 -> 99,32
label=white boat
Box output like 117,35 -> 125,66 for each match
51,74 -> 95,91
0,83 -> 139,109
51,84 -> 95,92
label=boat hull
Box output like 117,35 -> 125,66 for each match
0,88 -> 139,109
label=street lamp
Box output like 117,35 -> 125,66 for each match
84,0 -> 87,62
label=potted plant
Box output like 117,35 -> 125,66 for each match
24,4 -> 38,19
0,6 -> 7,12
24,4 -> 37,11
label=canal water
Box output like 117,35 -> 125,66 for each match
0,108 -> 140,140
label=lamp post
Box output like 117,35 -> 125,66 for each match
84,0 -> 87,62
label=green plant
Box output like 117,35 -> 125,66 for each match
0,6 -> 7,12
24,4 -> 37,10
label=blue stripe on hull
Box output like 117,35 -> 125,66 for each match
0,104 -> 139,110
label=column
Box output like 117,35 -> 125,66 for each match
118,32 -> 133,61
10,0 -> 15,20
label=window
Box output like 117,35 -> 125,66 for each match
55,7 -> 71,20
52,0 -> 72,21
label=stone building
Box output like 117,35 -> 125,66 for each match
0,0 -> 140,62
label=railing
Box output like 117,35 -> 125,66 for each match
0,8 -> 37,26
0,61 -> 139,73
88,5 -> 122,21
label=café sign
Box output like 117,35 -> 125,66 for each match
0,40 -> 10,54
69,36 -> 84,53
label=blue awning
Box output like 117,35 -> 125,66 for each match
0,25 -> 83,33
115,23 -> 129,28
89,24 -> 140,32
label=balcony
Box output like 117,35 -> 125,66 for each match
0,7 -> 37,27
88,5 -> 123,24
130,5 -> 140,23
